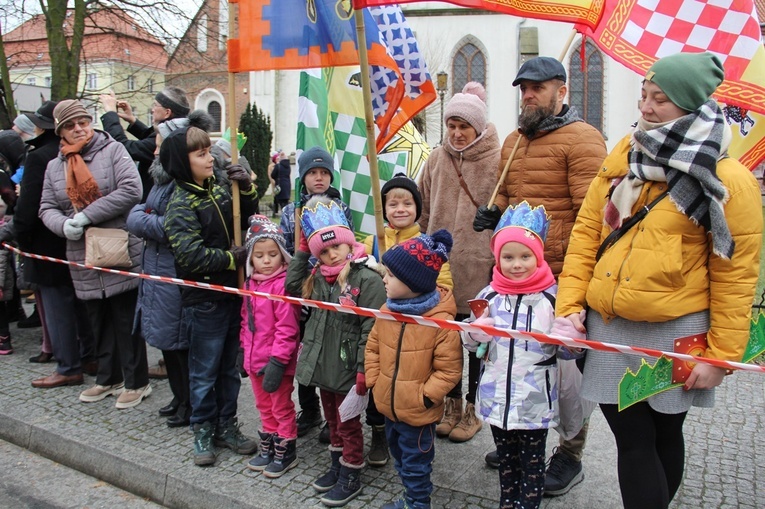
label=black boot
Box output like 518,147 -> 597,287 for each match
263,436 -> 298,478
319,461 -> 363,507
312,447 -> 342,493
247,431 -> 274,472
367,424 -> 389,467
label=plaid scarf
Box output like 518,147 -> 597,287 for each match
605,99 -> 734,259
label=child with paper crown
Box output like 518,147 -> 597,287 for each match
365,230 -> 462,509
363,172 -> 453,290
462,201 -> 564,508
240,215 -> 300,478
280,146 -> 354,442
285,195 -> 386,507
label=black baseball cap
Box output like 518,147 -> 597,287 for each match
512,57 -> 567,86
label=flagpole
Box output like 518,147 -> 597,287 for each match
353,8 -> 387,257
229,0 -> 243,286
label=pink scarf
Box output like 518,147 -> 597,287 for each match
317,243 -> 367,284
249,265 -> 286,282
490,261 -> 556,295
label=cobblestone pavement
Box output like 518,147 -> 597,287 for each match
0,313 -> 762,508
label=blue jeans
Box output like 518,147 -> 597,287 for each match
184,299 -> 241,425
385,418 -> 435,508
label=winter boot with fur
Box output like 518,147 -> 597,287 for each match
312,447 -> 342,493
319,460 -> 363,507
435,397 -> 462,437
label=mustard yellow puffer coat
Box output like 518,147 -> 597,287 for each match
557,135 -> 762,361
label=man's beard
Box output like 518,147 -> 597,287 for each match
518,96 -> 557,136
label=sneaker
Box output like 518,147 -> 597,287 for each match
367,425 -> 389,467
296,410 -> 323,437
0,336 -> 12,355
79,382 -> 124,402
193,422 -> 216,466
448,402 -> 482,442
214,417 -> 258,455
544,447 -> 584,496
115,384 -> 152,409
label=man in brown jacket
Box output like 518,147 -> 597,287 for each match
473,56 -> 607,496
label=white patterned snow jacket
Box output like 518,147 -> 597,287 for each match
462,284 -> 560,431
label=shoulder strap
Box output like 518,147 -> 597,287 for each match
448,156 -> 480,209
541,291 -> 556,308
596,190 -> 668,262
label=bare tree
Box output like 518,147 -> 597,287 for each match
1,0 -> 208,105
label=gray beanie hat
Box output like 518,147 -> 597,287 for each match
13,115 -> 36,137
298,147 -> 335,183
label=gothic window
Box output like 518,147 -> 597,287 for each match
452,42 -> 486,94
207,101 -> 222,132
569,40 -> 604,132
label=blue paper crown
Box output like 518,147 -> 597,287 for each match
300,199 -> 351,241
492,201 -> 551,243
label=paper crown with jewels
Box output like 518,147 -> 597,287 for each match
300,197 -> 351,241
492,201 -> 551,244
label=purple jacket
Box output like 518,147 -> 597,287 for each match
240,270 -> 300,376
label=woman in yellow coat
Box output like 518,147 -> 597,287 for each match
556,52 -> 762,509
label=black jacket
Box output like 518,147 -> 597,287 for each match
14,130 -> 73,286
161,127 -> 257,305
100,111 -> 155,201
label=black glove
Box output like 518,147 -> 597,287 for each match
226,163 -> 253,192
257,357 -> 287,393
236,347 -> 248,378
229,245 -> 248,268
473,205 -> 502,232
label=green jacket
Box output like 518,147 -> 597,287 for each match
286,250 -> 386,394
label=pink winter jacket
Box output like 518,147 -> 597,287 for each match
240,270 -> 300,376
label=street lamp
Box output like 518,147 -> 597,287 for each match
436,71 -> 448,144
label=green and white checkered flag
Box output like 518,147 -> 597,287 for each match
297,67 -> 430,238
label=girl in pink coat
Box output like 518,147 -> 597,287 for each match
241,215 -> 300,478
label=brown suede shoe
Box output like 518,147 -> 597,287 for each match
148,362 -> 168,379
32,372 -> 84,388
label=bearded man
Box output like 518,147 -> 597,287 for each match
472,56 -> 607,497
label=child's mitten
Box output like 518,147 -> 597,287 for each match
258,357 -> 286,393
470,311 -> 495,358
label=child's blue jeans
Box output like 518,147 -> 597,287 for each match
385,417 -> 436,508
184,298 -> 241,426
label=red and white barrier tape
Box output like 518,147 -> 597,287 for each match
6,243 -> 765,374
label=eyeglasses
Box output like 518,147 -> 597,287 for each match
60,118 -> 91,131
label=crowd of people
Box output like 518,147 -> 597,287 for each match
0,51 -> 761,509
